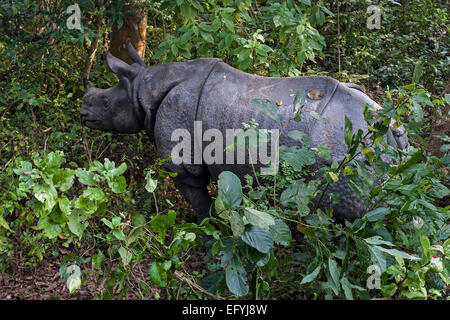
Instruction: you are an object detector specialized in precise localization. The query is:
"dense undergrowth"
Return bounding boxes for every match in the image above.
[0,0,448,299]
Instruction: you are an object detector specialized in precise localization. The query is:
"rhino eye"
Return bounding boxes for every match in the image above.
[102,97,110,110]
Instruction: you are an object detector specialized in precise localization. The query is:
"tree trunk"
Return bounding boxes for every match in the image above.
[428,79,450,157]
[110,7,147,65]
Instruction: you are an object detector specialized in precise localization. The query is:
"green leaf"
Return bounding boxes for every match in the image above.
[145,170,157,193]
[44,223,62,239]
[240,226,274,253]
[82,187,106,202]
[243,207,275,231]
[301,265,321,284]
[252,99,283,122]
[198,22,212,32]
[280,146,315,171]
[67,277,81,294]
[110,163,127,176]
[58,197,71,215]
[327,171,339,183]
[369,246,387,272]
[44,151,65,169]
[0,210,12,232]
[53,168,75,192]
[365,208,389,222]
[225,256,248,297]
[313,144,331,160]
[200,31,214,43]
[76,169,96,186]
[344,116,353,147]
[109,175,126,193]
[112,229,126,241]
[230,210,245,238]
[287,130,311,147]
[376,246,420,261]
[201,271,225,294]
[268,218,291,246]
[118,246,132,266]
[218,171,243,209]
[33,184,58,211]
[101,218,113,229]
[328,257,340,290]
[68,208,88,239]
[382,283,398,297]
[150,262,167,287]
[364,236,394,247]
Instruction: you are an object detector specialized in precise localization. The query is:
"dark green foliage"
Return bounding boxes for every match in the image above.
[0,0,448,300]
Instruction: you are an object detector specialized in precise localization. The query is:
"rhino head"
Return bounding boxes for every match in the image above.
[81,41,146,134]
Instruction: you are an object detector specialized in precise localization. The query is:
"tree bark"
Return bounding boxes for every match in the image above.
[428,79,450,157]
[83,14,104,77]
[110,7,147,65]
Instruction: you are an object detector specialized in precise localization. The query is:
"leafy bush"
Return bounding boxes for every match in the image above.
[198,85,449,299]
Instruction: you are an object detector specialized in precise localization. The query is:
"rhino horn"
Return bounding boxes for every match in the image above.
[125,38,146,67]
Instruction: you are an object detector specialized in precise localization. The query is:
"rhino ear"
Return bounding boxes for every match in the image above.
[125,38,146,67]
[105,52,136,78]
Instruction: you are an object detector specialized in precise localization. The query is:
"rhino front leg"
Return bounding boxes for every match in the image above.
[172,174,213,224]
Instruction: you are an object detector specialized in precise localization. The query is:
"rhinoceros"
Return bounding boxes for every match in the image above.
[81,40,408,223]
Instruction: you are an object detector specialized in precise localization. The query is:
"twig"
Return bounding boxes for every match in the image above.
[173,271,224,300]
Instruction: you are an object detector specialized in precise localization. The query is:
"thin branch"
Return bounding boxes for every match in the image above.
[173,271,224,300]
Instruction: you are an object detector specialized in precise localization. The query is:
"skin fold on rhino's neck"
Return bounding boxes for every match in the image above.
[136,59,221,141]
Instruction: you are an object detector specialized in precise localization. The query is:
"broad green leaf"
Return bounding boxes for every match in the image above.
[110,163,127,177]
[218,171,243,209]
[118,246,132,266]
[201,271,225,294]
[112,229,125,241]
[243,207,275,231]
[376,246,420,261]
[268,218,292,246]
[369,246,387,272]
[150,262,167,287]
[365,208,389,222]
[53,168,75,192]
[225,256,248,297]
[240,226,274,253]
[382,283,398,297]
[68,208,88,239]
[313,144,331,160]
[68,277,81,294]
[230,210,245,237]
[58,197,71,215]
[76,169,96,186]
[109,175,126,193]
[33,184,58,211]
[101,218,113,229]
[364,236,394,247]
[44,223,62,239]
[82,187,106,202]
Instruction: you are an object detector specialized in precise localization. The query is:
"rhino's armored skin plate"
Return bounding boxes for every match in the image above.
[81,40,408,223]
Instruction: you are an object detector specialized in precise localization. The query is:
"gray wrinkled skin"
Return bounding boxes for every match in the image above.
[81,41,408,223]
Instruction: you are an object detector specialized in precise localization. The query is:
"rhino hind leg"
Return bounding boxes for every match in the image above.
[172,173,213,224]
